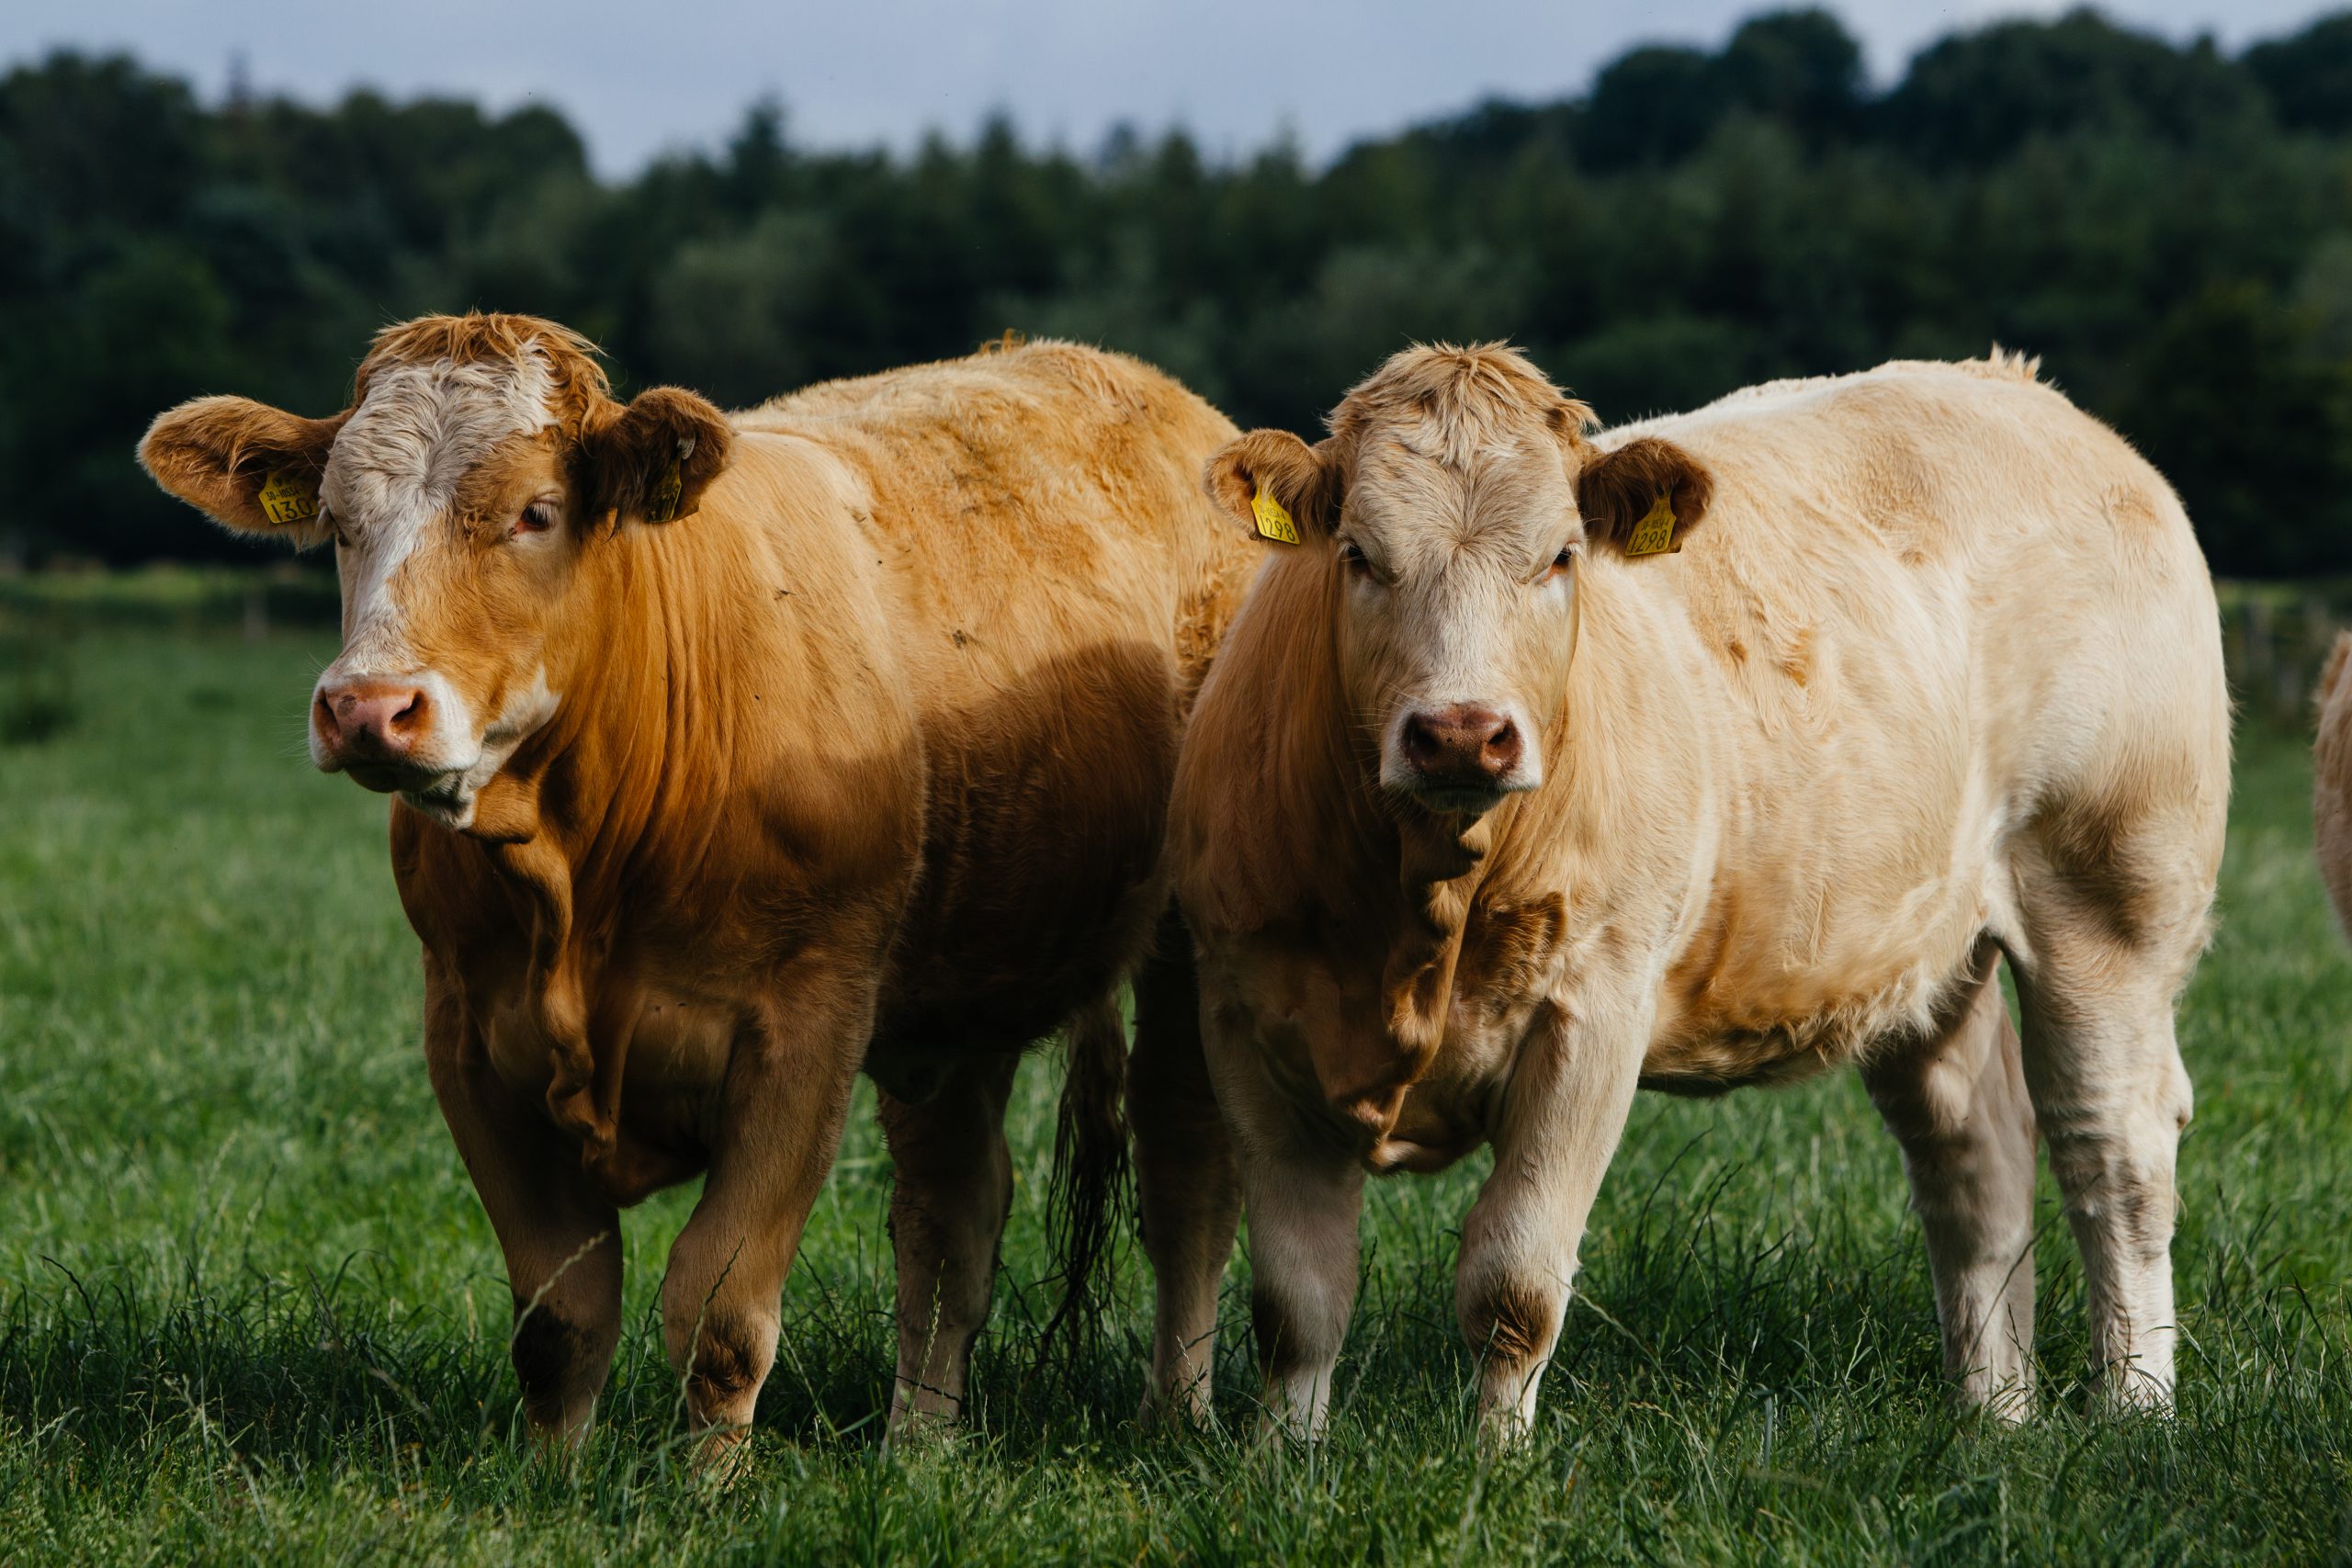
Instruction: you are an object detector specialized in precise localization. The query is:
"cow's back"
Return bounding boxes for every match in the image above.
[1568,357,2230,1080]
[741,344,1257,1052]
[1627,355,2228,824]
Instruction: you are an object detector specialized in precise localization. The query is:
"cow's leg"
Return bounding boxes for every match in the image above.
[1129,936,1239,1428]
[2008,960,2195,1411]
[877,1052,1019,1435]
[1454,999,1645,1442]
[1860,954,2039,1418]
[1238,1128,1364,1443]
[422,962,622,1445]
[2007,812,2210,1415]
[659,966,870,1454]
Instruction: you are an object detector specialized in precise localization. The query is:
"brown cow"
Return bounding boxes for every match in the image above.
[1137,344,2229,1440]
[140,313,1256,1451]
[2320,634,2352,940]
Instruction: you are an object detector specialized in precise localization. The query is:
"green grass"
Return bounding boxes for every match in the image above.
[3,614,2349,1564]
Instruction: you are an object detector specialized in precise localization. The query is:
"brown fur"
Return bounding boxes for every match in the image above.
[139,313,1260,1445]
[137,399,351,543]
[1462,1274,1559,1366]
[508,1303,592,1423]
[578,387,735,525]
[358,314,614,446]
[1204,428,1346,536]
[1571,434,1716,550]
[1041,995,1132,1357]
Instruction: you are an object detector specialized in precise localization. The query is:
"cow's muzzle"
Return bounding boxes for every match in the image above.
[1394,703,1532,813]
[312,676,441,788]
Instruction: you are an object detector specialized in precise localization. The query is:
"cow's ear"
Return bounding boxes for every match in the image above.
[1575,435,1713,557]
[580,387,734,525]
[1204,428,1341,545]
[139,396,349,546]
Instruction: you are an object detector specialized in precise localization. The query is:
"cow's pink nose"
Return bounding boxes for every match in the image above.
[314,680,432,762]
[1400,704,1521,786]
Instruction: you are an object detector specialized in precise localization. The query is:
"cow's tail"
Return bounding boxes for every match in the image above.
[1039,992,1131,1359]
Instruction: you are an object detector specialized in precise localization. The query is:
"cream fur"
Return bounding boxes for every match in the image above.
[1159,346,2233,1441]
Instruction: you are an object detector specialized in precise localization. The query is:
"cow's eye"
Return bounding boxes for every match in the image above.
[1545,547,1574,581]
[513,501,559,536]
[1339,540,1372,574]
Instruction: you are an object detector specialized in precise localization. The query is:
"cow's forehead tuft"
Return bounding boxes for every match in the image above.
[358,312,609,411]
[1331,343,1594,470]
[326,355,559,516]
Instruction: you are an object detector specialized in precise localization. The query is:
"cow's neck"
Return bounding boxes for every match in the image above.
[474,508,778,868]
[450,503,789,1168]
[1232,623,1492,1089]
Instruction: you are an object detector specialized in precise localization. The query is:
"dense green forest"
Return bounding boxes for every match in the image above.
[5,6,2352,575]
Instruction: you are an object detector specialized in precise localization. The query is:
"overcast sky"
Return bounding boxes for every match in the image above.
[6,1,2338,175]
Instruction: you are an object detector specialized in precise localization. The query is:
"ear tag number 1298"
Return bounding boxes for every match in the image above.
[1624,490,1679,557]
[1251,487,1299,545]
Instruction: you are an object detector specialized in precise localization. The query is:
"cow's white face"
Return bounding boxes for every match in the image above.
[139,313,735,833]
[1203,344,1711,823]
[1334,428,1581,815]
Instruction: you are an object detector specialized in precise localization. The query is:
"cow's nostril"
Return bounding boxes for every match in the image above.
[390,692,427,733]
[1484,720,1520,775]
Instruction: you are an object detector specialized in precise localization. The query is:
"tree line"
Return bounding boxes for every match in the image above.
[5,6,2351,576]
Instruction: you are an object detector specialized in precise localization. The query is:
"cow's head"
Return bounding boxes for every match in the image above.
[1205,343,1711,818]
[141,312,732,830]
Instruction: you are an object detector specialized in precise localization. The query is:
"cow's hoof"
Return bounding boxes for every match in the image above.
[688,1425,757,1488]
[881,1404,970,1460]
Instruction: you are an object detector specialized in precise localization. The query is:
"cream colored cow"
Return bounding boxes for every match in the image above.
[1134,344,2230,1439]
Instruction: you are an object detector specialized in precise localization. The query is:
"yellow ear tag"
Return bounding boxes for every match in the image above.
[646,457,684,524]
[256,469,319,525]
[1623,489,1679,558]
[1250,487,1300,545]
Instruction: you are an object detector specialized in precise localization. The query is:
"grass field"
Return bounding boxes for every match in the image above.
[3,609,2349,1564]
